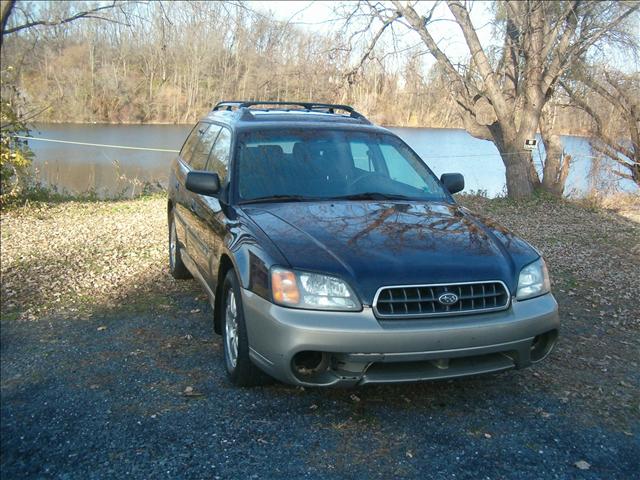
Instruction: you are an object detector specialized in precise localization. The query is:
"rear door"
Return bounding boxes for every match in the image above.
[172,123,203,249]
[189,126,232,284]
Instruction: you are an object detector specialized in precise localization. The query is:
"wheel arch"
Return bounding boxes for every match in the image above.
[214,254,235,334]
[167,199,173,221]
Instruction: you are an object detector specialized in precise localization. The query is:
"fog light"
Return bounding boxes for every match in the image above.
[292,351,330,376]
[530,330,558,362]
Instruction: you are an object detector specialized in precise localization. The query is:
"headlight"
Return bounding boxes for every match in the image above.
[516,257,551,300]
[271,267,361,311]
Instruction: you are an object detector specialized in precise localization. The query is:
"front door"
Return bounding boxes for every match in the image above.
[189,126,232,286]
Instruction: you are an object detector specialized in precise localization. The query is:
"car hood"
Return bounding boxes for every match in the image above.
[241,201,539,304]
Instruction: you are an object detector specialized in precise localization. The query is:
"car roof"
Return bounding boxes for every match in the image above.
[199,101,390,134]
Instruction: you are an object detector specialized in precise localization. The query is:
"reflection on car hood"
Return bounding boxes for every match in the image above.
[242,201,539,304]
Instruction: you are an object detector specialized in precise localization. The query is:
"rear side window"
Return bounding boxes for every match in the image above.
[190,124,221,170]
[179,123,203,164]
[206,127,231,182]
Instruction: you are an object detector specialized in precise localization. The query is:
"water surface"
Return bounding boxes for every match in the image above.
[28,123,634,198]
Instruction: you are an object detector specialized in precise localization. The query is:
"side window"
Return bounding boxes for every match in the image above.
[350,141,374,172]
[190,124,221,170]
[379,144,425,189]
[179,123,202,164]
[206,127,231,183]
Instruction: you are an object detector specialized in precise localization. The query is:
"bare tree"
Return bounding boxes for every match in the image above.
[342,1,639,198]
[562,69,640,187]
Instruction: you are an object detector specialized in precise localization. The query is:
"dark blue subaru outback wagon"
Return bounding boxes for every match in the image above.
[167,101,559,387]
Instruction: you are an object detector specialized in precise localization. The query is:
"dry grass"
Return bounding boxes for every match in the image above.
[583,192,640,223]
[459,194,640,327]
[1,195,189,321]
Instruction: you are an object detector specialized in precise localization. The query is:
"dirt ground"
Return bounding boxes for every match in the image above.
[1,194,639,479]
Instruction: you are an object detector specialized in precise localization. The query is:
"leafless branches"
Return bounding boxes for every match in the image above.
[562,70,640,186]
[1,1,130,40]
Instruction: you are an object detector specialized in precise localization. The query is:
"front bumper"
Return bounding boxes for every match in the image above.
[242,289,559,387]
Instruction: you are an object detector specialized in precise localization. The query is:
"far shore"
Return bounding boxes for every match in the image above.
[30,120,592,139]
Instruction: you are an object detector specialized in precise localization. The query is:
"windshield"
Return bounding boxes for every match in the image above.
[236,129,449,203]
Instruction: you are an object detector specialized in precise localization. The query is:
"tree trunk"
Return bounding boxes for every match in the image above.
[0,1,16,47]
[539,106,570,196]
[489,124,536,199]
[502,150,536,199]
[541,132,570,196]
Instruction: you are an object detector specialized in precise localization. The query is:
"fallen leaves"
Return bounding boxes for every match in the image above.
[182,386,203,397]
[574,460,591,470]
[0,197,190,321]
[461,196,640,330]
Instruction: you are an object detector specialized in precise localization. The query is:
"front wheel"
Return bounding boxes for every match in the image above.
[221,270,270,386]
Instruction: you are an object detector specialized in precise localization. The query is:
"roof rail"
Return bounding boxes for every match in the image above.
[212,100,369,123]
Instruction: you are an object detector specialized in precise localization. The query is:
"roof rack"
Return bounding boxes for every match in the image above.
[212,101,369,123]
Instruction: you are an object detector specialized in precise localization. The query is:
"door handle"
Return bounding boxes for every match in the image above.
[174,180,180,190]
[190,200,197,212]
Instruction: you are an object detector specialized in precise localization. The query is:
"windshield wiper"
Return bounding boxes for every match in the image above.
[329,192,415,201]
[239,194,320,204]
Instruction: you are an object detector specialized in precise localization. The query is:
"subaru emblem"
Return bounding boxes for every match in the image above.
[438,292,459,305]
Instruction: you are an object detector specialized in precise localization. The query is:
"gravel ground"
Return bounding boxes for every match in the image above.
[1,195,639,479]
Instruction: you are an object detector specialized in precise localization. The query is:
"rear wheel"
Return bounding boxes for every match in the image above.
[221,269,270,386]
[168,211,191,279]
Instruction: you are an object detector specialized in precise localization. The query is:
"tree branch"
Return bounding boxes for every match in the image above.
[346,8,401,82]
[446,1,510,122]
[560,79,635,160]
[540,0,580,61]
[542,2,640,92]
[389,1,492,140]
[2,1,125,35]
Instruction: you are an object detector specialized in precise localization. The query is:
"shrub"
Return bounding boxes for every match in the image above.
[1,75,34,206]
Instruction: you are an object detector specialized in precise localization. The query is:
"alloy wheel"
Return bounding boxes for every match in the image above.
[224,289,239,368]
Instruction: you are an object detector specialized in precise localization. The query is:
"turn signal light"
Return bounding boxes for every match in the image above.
[271,268,300,305]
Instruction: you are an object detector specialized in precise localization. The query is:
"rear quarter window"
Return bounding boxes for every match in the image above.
[190,124,221,170]
[179,123,203,164]
[206,127,231,183]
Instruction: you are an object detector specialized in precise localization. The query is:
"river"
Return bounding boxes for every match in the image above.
[26,123,635,198]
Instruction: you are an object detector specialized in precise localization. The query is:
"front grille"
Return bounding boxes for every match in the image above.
[373,281,510,318]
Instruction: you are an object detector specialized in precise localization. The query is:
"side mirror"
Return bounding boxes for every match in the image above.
[440,173,465,195]
[185,171,220,196]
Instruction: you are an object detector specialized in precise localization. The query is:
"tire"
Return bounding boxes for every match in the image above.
[221,269,270,386]
[168,211,192,279]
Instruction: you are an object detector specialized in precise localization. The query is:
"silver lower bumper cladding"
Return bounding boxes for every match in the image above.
[242,289,559,387]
